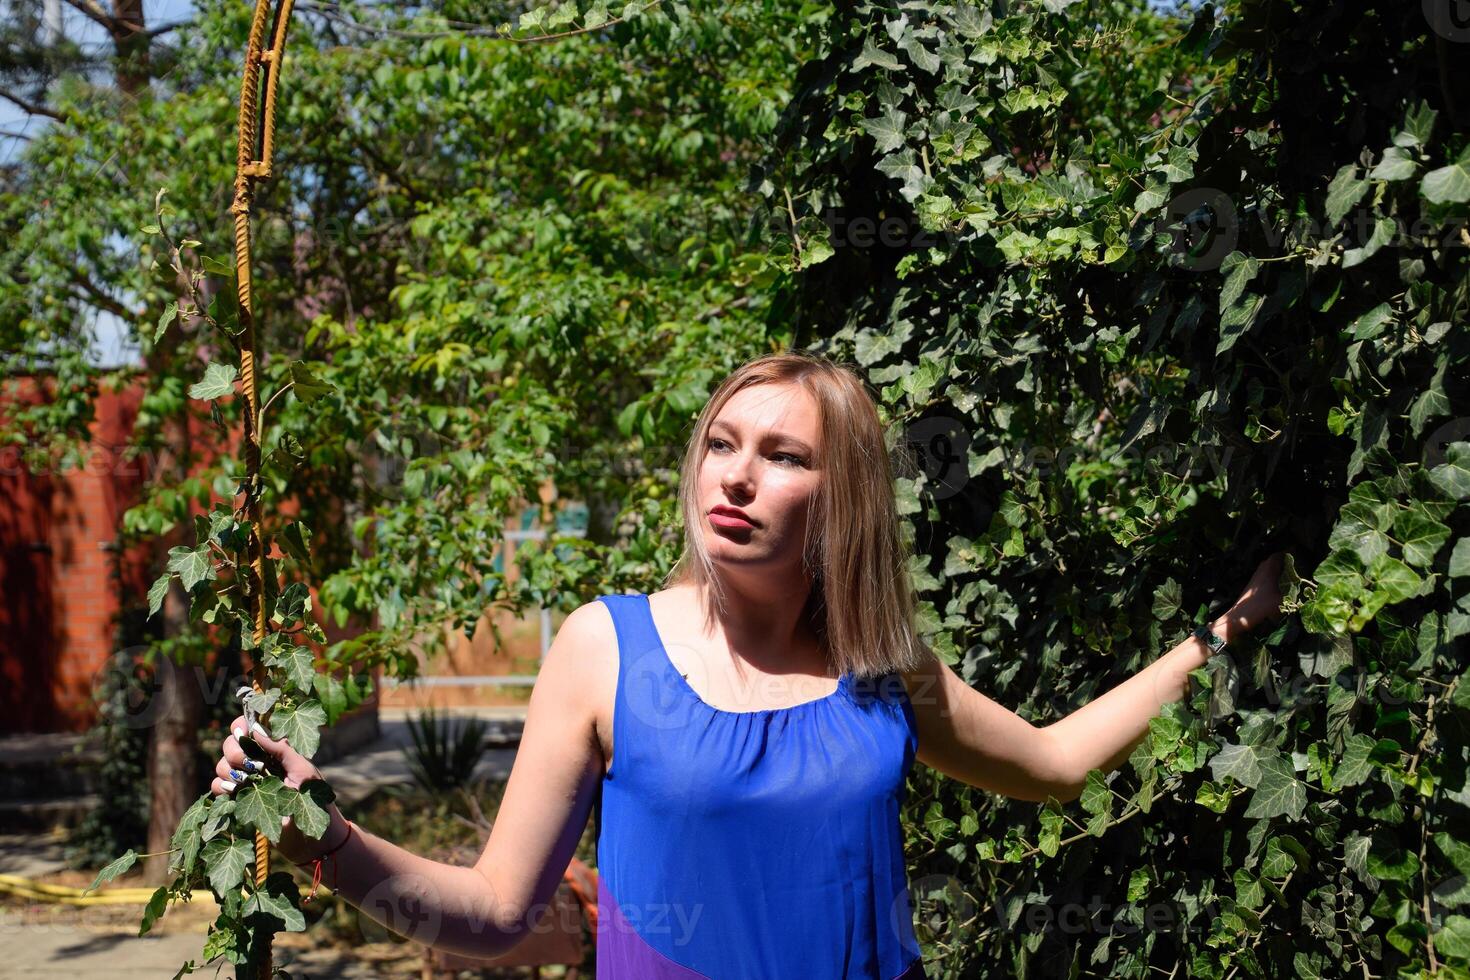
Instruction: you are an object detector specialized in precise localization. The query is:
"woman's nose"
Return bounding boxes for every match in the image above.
[721,450,756,495]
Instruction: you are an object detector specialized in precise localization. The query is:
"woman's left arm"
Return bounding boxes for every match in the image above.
[902,555,1285,804]
[1038,554,1285,796]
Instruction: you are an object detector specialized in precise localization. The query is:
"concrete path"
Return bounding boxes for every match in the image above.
[0,708,532,977]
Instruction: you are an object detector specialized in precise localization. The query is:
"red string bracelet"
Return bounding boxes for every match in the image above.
[295,819,355,903]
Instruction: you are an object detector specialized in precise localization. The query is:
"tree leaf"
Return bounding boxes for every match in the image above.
[1242,753,1306,820]
[203,837,255,896]
[1210,743,1264,789]
[1421,155,1470,204]
[86,849,138,894]
[288,361,335,404]
[1324,164,1368,224]
[166,544,215,592]
[139,885,170,937]
[188,362,239,401]
[270,700,327,758]
[265,642,316,694]
[233,780,288,844]
[243,872,306,933]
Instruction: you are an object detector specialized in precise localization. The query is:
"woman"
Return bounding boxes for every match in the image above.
[212,350,1283,978]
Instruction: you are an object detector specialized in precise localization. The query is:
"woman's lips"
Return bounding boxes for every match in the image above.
[709,511,755,530]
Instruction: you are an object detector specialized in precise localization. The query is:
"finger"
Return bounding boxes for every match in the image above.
[211,776,239,797]
[229,714,291,759]
[221,733,248,768]
[216,757,252,785]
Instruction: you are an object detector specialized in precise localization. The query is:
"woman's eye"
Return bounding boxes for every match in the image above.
[707,438,804,467]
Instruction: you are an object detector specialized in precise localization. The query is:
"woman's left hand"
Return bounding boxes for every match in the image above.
[1230,553,1287,631]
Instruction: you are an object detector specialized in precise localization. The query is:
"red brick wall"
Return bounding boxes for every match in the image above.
[1,370,387,736]
[1,374,154,732]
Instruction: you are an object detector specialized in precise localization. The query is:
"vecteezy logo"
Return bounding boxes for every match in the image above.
[359,416,444,503]
[1424,0,1470,41]
[1153,188,1239,272]
[1423,417,1470,469]
[905,415,972,501]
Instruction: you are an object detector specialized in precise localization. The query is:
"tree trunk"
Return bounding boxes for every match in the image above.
[142,578,202,884]
[110,0,150,97]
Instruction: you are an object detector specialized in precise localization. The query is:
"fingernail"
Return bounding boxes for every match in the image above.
[232,727,244,739]
[229,769,248,783]
[251,721,270,739]
[221,780,237,793]
[243,759,264,773]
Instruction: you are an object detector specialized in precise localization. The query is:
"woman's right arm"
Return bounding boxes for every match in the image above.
[212,599,614,959]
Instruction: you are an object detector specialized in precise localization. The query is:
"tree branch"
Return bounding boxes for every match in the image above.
[60,0,141,33]
[0,87,67,122]
[67,269,142,322]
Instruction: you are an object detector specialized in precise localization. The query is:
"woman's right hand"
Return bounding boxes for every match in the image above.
[213,714,349,865]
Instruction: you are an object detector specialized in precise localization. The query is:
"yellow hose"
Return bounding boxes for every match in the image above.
[0,872,218,908]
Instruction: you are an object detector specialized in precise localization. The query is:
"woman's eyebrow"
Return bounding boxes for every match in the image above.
[709,420,814,455]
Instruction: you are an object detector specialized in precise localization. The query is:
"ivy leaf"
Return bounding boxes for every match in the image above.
[243,687,281,718]
[1333,734,1377,787]
[1038,804,1063,857]
[1366,830,1420,881]
[1393,101,1437,147]
[1434,917,1470,961]
[203,837,255,896]
[139,885,170,937]
[1393,505,1450,568]
[169,795,211,875]
[1218,252,1259,313]
[1342,216,1395,268]
[1344,834,1376,885]
[285,783,333,841]
[188,362,238,401]
[288,361,335,404]
[853,35,903,72]
[271,581,312,627]
[1366,553,1423,606]
[1324,163,1368,225]
[152,301,178,344]
[147,573,171,618]
[1210,743,1264,789]
[1242,753,1306,820]
[166,544,216,592]
[1430,442,1470,500]
[1421,148,1470,204]
[1348,302,1393,340]
[86,849,138,894]
[243,871,306,933]
[201,799,236,842]
[265,642,315,694]
[313,672,349,724]
[1449,539,1470,578]
[233,779,289,844]
[1079,770,1111,817]
[278,521,312,564]
[859,106,909,154]
[270,700,327,758]
[1151,578,1182,620]
[1368,146,1416,181]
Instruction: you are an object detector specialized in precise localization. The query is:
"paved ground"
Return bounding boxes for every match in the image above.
[0,708,533,978]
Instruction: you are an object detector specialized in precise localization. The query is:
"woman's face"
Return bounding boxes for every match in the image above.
[697,382,822,576]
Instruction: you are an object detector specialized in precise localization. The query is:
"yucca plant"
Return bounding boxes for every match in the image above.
[401,708,490,794]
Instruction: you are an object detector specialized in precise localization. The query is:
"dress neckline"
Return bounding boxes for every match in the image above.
[638,592,850,717]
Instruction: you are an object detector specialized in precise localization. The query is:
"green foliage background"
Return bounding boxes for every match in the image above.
[4,0,1469,976]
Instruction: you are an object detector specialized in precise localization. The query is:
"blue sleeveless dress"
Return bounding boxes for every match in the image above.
[592,592,926,979]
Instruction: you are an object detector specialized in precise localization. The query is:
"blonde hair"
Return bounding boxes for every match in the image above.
[663,349,931,680]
